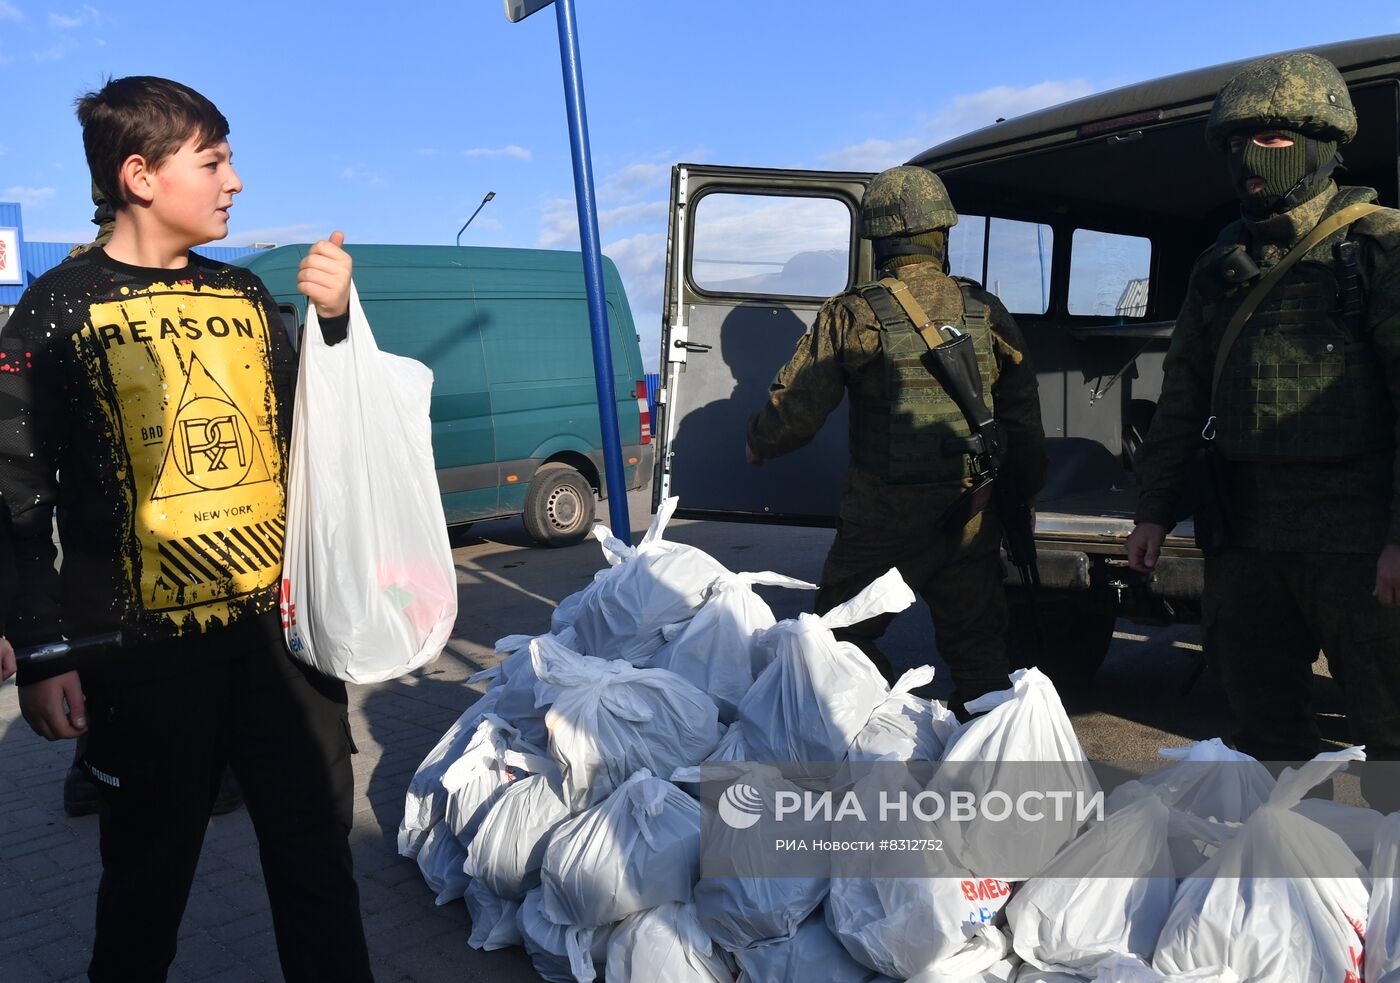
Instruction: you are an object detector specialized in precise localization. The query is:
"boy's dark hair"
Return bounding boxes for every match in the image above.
[75,76,229,208]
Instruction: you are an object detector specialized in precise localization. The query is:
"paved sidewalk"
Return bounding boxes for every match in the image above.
[0,490,679,983]
[0,486,1248,981]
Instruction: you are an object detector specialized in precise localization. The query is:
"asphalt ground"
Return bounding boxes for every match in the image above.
[0,486,1351,981]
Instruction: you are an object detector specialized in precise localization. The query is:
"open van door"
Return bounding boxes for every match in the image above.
[654,164,872,522]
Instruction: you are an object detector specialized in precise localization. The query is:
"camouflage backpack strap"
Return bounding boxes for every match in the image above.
[954,281,989,334]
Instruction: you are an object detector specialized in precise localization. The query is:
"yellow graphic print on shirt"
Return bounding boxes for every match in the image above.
[81,281,285,630]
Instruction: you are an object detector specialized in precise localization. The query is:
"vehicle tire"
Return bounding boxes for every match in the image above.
[1005,584,1116,693]
[522,464,596,547]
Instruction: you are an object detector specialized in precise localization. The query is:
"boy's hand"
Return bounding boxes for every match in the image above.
[19,670,87,740]
[0,637,14,684]
[298,231,353,320]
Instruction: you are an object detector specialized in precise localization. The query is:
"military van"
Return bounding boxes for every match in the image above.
[239,244,653,546]
[654,34,1400,679]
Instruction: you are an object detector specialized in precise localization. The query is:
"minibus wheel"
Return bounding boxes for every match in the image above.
[523,464,596,547]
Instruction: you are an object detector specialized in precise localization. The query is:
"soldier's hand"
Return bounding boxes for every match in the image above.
[298,230,353,319]
[18,670,86,740]
[745,441,763,467]
[1126,522,1167,574]
[0,637,14,684]
[1375,544,1400,606]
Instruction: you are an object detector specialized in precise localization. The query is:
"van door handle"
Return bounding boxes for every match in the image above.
[674,340,713,354]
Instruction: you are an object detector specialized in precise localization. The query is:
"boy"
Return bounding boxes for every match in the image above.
[0,76,374,981]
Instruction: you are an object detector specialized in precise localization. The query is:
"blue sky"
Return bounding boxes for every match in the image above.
[3,1,1399,368]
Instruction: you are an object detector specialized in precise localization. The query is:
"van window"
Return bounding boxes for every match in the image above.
[1069,229,1152,318]
[690,192,852,298]
[948,215,1052,315]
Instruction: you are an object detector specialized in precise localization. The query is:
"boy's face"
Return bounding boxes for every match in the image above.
[145,136,242,247]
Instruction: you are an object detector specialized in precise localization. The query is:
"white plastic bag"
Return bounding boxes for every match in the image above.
[1291,798,1384,868]
[414,821,471,905]
[734,911,897,983]
[936,667,1101,880]
[517,887,615,983]
[464,773,571,900]
[651,570,816,722]
[825,874,1012,979]
[464,878,523,951]
[398,689,500,859]
[468,629,577,750]
[848,665,958,762]
[1153,748,1369,983]
[439,714,555,849]
[1106,739,1274,824]
[1368,812,1400,983]
[682,763,829,951]
[1005,794,1175,974]
[541,771,702,970]
[283,283,457,682]
[740,568,913,763]
[533,639,720,812]
[605,902,733,983]
[569,498,731,664]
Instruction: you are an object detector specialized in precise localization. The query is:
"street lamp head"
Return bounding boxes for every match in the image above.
[456,192,499,246]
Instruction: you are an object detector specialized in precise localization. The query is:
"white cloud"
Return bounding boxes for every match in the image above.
[820,136,927,172]
[31,43,65,62]
[415,147,438,157]
[538,197,578,249]
[225,222,326,247]
[3,185,56,208]
[340,164,384,186]
[600,161,668,204]
[0,1,22,22]
[462,145,532,161]
[604,231,667,368]
[48,4,100,29]
[932,79,1094,133]
[601,200,666,230]
[822,78,1096,171]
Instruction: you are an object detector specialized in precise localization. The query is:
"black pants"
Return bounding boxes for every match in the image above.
[1204,548,1400,810]
[814,507,1010,702]
[80,614,373,983]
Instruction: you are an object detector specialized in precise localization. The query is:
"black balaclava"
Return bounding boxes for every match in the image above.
[1227,128,1340,219]
[874,230,947,273]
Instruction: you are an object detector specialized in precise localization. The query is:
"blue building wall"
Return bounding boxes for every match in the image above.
[0,200,268,305]
[0,202,28,306]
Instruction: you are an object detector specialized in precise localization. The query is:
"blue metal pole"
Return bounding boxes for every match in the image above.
[554,0,631,544]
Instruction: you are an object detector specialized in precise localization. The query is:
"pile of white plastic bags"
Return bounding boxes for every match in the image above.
[398,497,1398,983]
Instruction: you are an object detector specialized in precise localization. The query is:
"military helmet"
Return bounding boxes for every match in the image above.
[859,165,957,238]
[1205,51,1356,149]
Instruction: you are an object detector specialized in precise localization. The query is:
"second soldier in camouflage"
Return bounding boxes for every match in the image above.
[747,165,1047,706]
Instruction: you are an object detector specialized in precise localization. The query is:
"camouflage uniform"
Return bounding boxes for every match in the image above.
[748,170,1046,699]
[67,181,115,259]
[1135,53,1400,774]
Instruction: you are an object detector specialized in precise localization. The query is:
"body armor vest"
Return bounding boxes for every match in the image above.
[848,277,998,484]
[1209,189,1393,462]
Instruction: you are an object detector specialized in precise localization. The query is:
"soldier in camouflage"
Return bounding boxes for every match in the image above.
[67,181,116,259]
[1128,52,1400,787]
[747,165,1047,704]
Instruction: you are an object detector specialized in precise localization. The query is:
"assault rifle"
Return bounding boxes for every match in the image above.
[923,327,1040,593]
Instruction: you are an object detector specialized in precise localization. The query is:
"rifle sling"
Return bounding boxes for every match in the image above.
[1210,201,1380,409]
[877,277,948,351]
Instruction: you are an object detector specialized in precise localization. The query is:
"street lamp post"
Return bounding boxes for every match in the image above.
[455,191,497,246]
